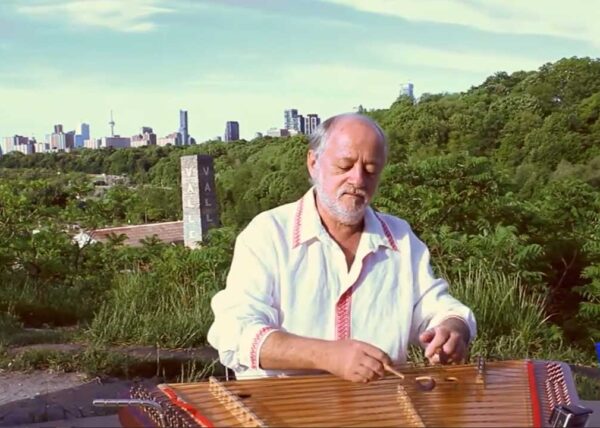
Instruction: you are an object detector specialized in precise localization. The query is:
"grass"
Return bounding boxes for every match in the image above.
[0,311,22,346]
[0,279,104,327]
[4,327,80,347]
[86,271,219,348]
[0,345,223,381]
[2,246,597,393]
[84,239,232,348]
[575,374,600,400]
[443,264,565,360]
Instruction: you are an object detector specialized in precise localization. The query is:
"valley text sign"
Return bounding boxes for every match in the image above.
[180,155,220,248]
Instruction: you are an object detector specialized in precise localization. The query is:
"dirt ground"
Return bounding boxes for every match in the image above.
[0,370,137,427]
[0,343,217,426]
[0,371,87,406]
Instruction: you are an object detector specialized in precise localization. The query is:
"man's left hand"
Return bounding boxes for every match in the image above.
[418,318,470,365]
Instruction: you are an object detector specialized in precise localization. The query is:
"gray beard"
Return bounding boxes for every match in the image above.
[314,177,367,226]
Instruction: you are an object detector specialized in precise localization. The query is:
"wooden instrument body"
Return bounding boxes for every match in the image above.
[119,359,587,427]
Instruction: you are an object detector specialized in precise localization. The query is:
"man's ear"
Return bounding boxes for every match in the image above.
[307,150,318,180]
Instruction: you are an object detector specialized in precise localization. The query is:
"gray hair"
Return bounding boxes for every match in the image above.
[308,113,388,159]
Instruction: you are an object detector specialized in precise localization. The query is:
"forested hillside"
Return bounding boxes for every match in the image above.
[1,57,599,366]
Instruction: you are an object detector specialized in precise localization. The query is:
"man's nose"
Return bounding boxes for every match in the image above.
[348,164,366,186]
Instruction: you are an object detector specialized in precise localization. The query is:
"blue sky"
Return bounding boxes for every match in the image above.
[0,0,598,142]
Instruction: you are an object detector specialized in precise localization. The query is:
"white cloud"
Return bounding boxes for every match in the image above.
[16,0,173,32]
[376,42,550,75]
[321,0,600,48]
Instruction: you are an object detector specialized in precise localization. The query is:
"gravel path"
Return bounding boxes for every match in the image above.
[0,371,87,406]
[0,371,137,427]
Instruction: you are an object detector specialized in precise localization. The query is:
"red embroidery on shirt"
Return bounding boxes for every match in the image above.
[335,286,354,340]
[374,212,398,251]
[250,326,275,369]
[292,197,304,248]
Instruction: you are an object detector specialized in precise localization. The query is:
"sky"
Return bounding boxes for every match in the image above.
[0,0,599,142]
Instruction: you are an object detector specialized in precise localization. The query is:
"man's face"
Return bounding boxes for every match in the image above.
[308,118,386,225]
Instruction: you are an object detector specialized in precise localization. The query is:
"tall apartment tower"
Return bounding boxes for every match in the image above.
[303,114,321,135]
[75,123,90,148]
[400,82,414,99]
[284,109,298,130]
[293,115,305,134]
[224,121,240,142]
[179,110,189,146]
[284,108,308,134]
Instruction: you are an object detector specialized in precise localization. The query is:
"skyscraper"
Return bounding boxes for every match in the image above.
[293,115,305,134]
[400,82,414,99]
[224,121,240,142]
[303,114,321,135]
[284,109,298,130]
[75,123,90,148]
[179,110,189,146]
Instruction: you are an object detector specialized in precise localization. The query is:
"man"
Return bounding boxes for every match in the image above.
[208,113,476,382]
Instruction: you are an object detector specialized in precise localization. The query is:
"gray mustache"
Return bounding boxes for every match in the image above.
[337,187,367,198]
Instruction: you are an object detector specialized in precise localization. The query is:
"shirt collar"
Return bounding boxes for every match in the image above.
[291,187,398,252]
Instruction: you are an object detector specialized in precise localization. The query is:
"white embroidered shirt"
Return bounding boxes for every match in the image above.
[207,188,476,378]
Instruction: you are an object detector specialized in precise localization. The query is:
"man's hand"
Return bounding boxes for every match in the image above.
[323,339,392,383]
[419,318,470,365]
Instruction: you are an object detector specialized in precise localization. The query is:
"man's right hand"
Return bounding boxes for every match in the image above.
[323,339,391,383]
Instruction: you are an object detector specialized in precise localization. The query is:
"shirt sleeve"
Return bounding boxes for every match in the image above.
[207,216,280,372]
[407,229,477,346]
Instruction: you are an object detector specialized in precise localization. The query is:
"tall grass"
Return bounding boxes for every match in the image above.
[87,272,217,347]
[0,278,102,326]
[444,263,594,363]
[86,235,234,348]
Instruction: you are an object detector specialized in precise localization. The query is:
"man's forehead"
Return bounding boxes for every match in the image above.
[329,116,378,135]
[324,125,384,155]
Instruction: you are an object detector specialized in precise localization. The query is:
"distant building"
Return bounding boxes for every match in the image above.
[158,132,180,146]
[84,138,101,149]
[1,135,32,155]
[47,124,75,152]
[266,127,290,137]
[179,110,189,146]
[35,140,49,153]
[303,114,321,135]
[131,127,157,148]
[65,131,76,151]
[74,123,90,148]
[1,136,14,154]
[49,133,61,151]
[224,121,240,142]
[284,109,307,134]
[100,136,130,149]
[284,109,298,130]
[293,115,305,133]
[400,82,414,99]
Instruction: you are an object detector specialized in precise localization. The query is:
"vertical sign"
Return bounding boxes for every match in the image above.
[181,155,220,248]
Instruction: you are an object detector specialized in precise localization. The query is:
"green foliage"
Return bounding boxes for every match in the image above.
[86,228,235,347]
[1,57,600,364]
[447,265,558,359]
[0,312,21,346]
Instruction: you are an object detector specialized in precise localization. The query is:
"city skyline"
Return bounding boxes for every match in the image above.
[0,0,598,141]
